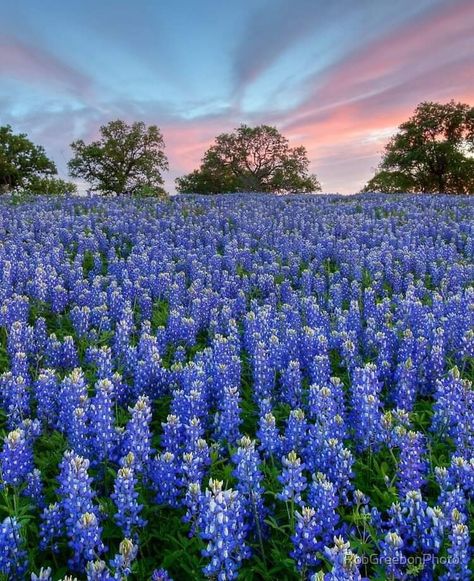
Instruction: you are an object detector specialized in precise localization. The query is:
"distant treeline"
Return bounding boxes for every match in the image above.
[1,101,472,196]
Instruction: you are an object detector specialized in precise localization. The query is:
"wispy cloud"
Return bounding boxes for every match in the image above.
[0,36,94,99]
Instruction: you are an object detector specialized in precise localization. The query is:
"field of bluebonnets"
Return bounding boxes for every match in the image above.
[0,192,473,581]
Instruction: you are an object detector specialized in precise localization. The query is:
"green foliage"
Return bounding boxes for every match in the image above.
[176,166,239,195]
[0,125,57,193]
[26,176,77,195]
[362,170,417,194]
[363,101,474,194]
[68,120,169,195]
[176,124,321,194]
[134,184,168,198]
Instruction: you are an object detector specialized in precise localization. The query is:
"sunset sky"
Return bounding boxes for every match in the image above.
[1,0,473,193]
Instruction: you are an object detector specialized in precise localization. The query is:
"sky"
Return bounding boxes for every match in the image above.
[1,0,473,194]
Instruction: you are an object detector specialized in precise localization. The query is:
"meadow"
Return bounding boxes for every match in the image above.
[0,193,472,580]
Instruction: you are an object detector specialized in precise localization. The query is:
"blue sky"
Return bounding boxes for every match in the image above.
[1,0,473,192]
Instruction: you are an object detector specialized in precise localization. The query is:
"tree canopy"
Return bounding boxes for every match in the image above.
[362,101,474,194]
[68,120,169,195]
[0,125,60,193]
[26,176,77,196]
[176,124,321,194]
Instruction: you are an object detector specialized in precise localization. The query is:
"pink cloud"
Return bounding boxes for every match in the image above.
[287,0,473,125]
[270,0,474,191]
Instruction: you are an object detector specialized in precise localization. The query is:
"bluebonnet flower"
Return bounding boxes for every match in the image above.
[20,417,42,440]
[61,336,79,369]
[323,536,361,580]
[280,360,302,408]
[0,428,34,487]
[70,511,105,570]
[1,187,473,579]
[57,368,88,434]
[441,513,471,581]
[121,395,153,473]
[375,330,396,385]
[181,443,209,490]
[176,381,209,426]
[7,321,30,356]
[435,465,467,520]
[307,472,339,543]
[31,567,53,581]
[379,408,410,448]
[459,328,473,362]
[396,428,427,495]
[307,378,345,434]
[45,333,63,369]
[309,354,331,387]
[448,456,474,496]
[300,326,326,372]
[277,451,307,506]
[427,327,445,388]
[111,459,146,539]
[34,316,48,353]
[340,335,359,376]
[39,502,64,553]
[151,568,174,580]
[109,538,138,578]
[34,369,59,428]
[87,345,113,379]
[57,451,99,566]
[198,479,250,580]
[257,411,281,458]
[283,408,308,455]
[1,294,29,327]
[214,384,242,445]
[160,414,183,456]
[349,363,383,451]
[51,283,68,313]
[11,351,29,380]
[291,506,321,573]
[70,305,91,338]
[423,506,445,555]
[151,452,180,507]
[232,436,266,535]
[0,516,28,579]
[113,313,134,358]
[89,379,117,462]
[379,532,404,579]
[251,340,275,403]
[111,371,129,406]
[183,481,202,536]
[432,367,473,456]
[85,559,114,581]
[68,404,90,457]
[22,468,45,509]
[308,438,353,501]
[0,373,30,428]
[183,416,205,451]
[393,357,418,411]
